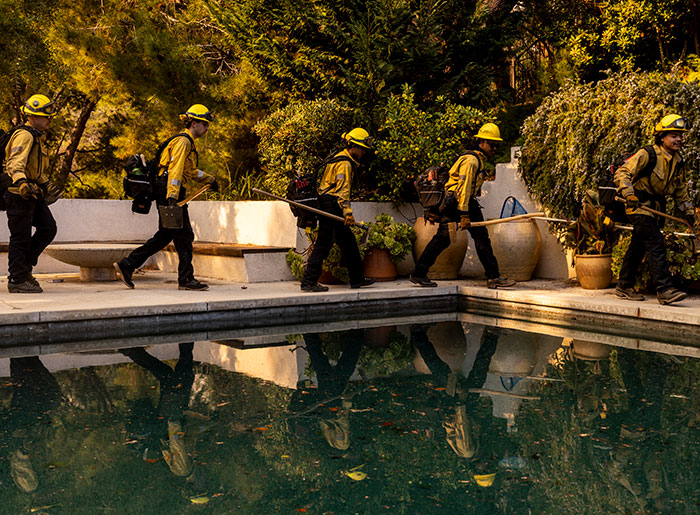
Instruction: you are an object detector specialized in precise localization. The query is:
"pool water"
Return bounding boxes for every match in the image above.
[1,320,699,514]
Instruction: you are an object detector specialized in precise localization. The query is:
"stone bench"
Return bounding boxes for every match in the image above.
[154,241,294,283]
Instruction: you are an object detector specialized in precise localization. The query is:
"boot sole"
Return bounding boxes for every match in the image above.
[658,293,687,305]
[409,277,437,287]
[178,285,209,291]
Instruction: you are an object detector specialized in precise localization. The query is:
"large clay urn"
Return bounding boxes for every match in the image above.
[488,330,539,378]
[488,219,541,281]
[413,321,467,373]
[575,254,613,289]
[571,339,611,361]
[413,217,468,279]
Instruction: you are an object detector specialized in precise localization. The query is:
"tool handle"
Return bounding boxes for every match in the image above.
[615,196,692,230]
[469,212,545,228]
[177,184,211,207]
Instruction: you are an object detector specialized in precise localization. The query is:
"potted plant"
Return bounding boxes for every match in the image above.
[360,214,416,281]
[562,190,620,289]
[286,225,366,284]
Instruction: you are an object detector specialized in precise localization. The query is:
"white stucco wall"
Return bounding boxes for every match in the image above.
[0,148,569,279]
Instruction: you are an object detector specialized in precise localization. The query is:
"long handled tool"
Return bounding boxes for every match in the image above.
[469,212,545,228]
[531,216,696,238]
[178,183,211,207]
[615,196,694,233]
[252,188,370,230]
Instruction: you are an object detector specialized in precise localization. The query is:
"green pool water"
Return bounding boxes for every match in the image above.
[1,320,699,514]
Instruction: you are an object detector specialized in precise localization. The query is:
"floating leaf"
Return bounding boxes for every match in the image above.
[190,496,209,504]
[346,471,367,481]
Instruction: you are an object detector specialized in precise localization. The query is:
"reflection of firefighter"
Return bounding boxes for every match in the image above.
[120,343,196,478]
[600,349,672,510]
[4,356,62,493]
[290,331,363,450]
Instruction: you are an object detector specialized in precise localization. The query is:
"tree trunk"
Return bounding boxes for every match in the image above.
[57,98,98,189]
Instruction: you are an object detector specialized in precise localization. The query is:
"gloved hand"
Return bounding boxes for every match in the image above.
[459,214,471,230]
[166,197,178,206]
[625,194,639,210]
[42,181,62,205]
[344,214,356,226]
[17,180,42,200]
[686,214,696,229]
[208,179,219,193]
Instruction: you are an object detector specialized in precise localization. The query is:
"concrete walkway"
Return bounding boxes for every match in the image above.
[0,271,698,356]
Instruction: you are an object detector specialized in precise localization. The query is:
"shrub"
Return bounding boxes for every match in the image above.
[360,213,415,263]
[520,71,700,220]
[374,85,489,201]
[254,99,355,196]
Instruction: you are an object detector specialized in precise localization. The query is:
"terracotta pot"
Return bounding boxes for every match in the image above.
[571,339,611,361]
[488,220,541,281]
[575,254,612,289]
[364,325,396,348]
[488,331,539,378]
[319,269,343,285]
[363,247,397,281]
[412,217,469,279]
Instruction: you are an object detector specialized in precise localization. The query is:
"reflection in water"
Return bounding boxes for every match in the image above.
[0,322,699,513]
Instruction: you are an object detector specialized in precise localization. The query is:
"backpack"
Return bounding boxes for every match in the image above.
[597,145,656,223]
[123,133,196,214]
[414,151,479,220]
[286,153,352,228]
[0,126,41,211]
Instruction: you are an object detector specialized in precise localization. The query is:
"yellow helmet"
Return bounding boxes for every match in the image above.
[475,123,503,142]
[343,127,374,149]
[473,473,496,488]
[654,114,689,134]
[21,94,57,117]
[180,104,214,123]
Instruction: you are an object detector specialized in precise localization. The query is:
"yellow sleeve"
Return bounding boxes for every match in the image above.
[4,130,35,183]
[333,160,353,216]
[450,155,479,211]
[614,149,649,198]
[165,137,192,199]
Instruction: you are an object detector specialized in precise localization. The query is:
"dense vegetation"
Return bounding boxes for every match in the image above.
[2,0,700,201]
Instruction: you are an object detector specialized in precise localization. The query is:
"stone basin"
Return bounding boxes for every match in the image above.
[44,243,139,281]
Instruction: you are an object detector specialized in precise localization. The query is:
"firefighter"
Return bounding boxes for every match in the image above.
[300,128,376,292]
[614,114,694,305]
[3,94,59,293]
[115,104,218,291]
[410,123,516,289]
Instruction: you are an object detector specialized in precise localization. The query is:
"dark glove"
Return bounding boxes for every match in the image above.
[166,197,178,206]
[686,214,696,229]
[344,214,356,226]
[625,194,639,210]
[17,180,42,200]
[42,181,62,205]
[208,179,219,193]
[459,214,471,230]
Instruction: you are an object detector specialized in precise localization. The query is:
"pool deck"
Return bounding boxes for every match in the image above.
[0,271,698,355]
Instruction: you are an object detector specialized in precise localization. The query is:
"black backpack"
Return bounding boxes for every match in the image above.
[286,153,352,228]
[597,145,656,222]
[0,125,41,211]
[414,151,479,219]
[123,133,196,214]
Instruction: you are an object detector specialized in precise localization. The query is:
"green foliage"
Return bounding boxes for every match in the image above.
[254,99,355,196]
[562,191,620,255]
[520,71,700,220]
[374,85,489,201]
[360,213,415,263]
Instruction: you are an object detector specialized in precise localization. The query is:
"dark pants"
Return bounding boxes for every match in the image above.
[301,195,364,286]
[122,202,194,285]
[618,214,673,293]
[4,192,57,283]
[413,197,500,279]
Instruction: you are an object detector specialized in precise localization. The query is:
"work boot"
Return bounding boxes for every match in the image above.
[350,278,376,289]
[301,282,329,293]
[178,279,209,291]
[486,276,516,289]
[410,274,437,287]
[27,276,40,287]
[8,280,43,293]
[657,288,687,305]
[615,285,645,301]
[114,260,134,289]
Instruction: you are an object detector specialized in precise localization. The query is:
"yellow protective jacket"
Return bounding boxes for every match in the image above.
[317,149,359,216]
[614,144,693,218]
[159,129,213,200]
[444,150,486,212]
[3,127,49,195]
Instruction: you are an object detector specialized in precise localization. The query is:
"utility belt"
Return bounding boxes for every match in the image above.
[632,188,666,212]
[318,194,344,217]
